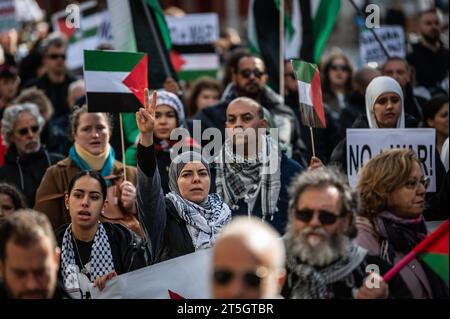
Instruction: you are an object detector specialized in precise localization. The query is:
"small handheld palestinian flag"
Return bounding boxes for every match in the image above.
[291,60,326,128]
[384,219,449,285]
[83,50,148,113]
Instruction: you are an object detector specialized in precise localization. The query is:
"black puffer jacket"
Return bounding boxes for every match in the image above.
[136,144,194,264]
[0,145,64,207]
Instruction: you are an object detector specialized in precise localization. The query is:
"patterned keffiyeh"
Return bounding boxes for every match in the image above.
[285,242,367,299]
[215,134,281,220]
[166,192,232,249]
[61,223,115,298]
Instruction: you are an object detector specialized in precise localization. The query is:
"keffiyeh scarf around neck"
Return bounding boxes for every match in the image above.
[215,135,281,220]
[166,192,231,249]
[61,223,115,298]
[285,242,367,299]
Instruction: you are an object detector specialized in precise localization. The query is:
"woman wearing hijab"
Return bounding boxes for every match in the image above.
[35,105,144,238]
[124,90,198,194]
[135,92,231,264]
[56,170,148,299]
[330,76,416,173]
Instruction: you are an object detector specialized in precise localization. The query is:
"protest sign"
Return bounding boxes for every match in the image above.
[360,26,405,66]
[346,129,436,192]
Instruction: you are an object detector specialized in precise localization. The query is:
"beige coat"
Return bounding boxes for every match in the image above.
[34,157,143,237]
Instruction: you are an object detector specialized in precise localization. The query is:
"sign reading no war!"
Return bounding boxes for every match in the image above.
[346,129,436,192]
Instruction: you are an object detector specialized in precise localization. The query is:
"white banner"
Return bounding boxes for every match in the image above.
[91,249,212,299]
[166,13,219,45]
[346,129,436,192]
[360,26,406,66]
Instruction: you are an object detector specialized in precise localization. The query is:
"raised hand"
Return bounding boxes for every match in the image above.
[119,181,137,214]
[136,89,157,147]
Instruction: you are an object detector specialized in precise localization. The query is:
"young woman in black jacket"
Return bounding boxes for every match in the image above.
[55,170,148,299]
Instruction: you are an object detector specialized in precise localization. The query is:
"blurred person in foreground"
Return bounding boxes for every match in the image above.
[212,216,286,299]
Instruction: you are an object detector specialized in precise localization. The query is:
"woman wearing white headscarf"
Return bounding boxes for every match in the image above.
[330,76,414,173]
[135,92,231,264]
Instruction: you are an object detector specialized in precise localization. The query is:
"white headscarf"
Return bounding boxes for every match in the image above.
[365,76,405,129]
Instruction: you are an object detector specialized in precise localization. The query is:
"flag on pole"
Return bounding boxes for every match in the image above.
[83,50,148,113]
[311,0,340,63]
[107,0,176,89]
[384,219,449,285]
[291,59,326,128]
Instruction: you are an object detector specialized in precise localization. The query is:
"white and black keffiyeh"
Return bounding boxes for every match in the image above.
[285,242,367,299]
[215,134,281,220]
[61,223,115,297]
[166,192,231,249]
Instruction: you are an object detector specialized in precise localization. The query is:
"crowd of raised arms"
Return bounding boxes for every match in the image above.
[0,4,448,299]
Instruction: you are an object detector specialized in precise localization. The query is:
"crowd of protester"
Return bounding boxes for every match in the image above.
[0,5,448,299]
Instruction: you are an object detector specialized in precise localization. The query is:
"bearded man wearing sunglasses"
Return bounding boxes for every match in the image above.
[0,103,63,207]
[282,167,411,299]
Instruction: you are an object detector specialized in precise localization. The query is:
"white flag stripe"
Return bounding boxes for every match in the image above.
[84,71,131,93]
[297,80,313,105]
[181,53,219,71]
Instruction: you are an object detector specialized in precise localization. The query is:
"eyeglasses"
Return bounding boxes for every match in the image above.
[404,177,430,190]
[47,53,66,60]
[239,68,265,79]
[294,208,341,225]
[213,267,268,288]
[17,125,39,136]
[330,64,350,72]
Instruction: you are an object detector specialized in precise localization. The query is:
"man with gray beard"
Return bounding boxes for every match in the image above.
[0,103,63,206]
[282,167,411,299]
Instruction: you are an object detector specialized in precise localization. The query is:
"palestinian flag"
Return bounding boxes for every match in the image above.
[384,219,449,286]
[166,13,220,82]
[311,0,340,63]
[107,0,177,89]
[83,50,148,113]
[247,0,340,91]
[291,60,326,128]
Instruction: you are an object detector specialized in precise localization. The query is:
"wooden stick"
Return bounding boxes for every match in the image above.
[119,113,127,181]
[309,126,316,158]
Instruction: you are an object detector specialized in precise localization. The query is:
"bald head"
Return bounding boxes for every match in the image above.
[353,67,381,95]
[212,217,286,299]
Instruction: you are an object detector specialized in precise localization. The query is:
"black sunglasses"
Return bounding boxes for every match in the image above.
[239,68,265,79]
[330,64,350,72]
[294,208,341,225]
[47,53,66,60]
[213,267,267,288]
[17,125,39,136]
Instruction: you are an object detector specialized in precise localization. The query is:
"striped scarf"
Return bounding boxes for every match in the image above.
[215,135,281,220]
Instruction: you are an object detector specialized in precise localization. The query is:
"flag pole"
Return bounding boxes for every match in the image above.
[140,0,171,78]
[309,126,316,158]
[119,113,128,182]
[279,0,285,99]
[348,0,391,59]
